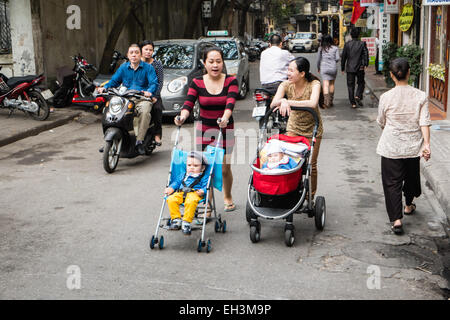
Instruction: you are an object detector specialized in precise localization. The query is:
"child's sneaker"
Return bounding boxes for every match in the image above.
[182,221,191,235]
[168,218,181,230]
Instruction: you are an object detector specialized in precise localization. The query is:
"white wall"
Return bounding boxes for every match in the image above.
[10,0,36,76]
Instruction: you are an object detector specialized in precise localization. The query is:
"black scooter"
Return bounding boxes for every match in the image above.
[98,88,156,173]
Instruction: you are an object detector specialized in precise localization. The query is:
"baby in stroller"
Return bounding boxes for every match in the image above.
[262,140,297,171]
[164,151,209,235]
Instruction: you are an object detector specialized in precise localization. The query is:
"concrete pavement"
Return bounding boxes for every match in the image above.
[365,67,450,229]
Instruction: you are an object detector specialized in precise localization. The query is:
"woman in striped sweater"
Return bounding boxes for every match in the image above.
[175,46,238,213]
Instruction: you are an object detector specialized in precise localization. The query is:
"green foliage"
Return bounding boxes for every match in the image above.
[381,43,424,87]
[269,0,294,26]
[382,42,399,88]
[396,44,424,85]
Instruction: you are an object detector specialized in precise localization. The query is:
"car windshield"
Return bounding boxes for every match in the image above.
[153,44,194,69]
[211,41,238,60]
[295,33,313,39]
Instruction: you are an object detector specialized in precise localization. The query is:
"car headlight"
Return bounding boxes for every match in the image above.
[227,66,239,76]
[168,76,188,93]
[109,96,124,115]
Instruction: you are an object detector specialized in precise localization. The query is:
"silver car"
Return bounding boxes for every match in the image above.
[198,36,250,99]
[153,39,219,121]
[288,32,319,53]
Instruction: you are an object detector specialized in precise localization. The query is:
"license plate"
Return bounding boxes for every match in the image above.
[252,106,266,118]
[41,89,53,100]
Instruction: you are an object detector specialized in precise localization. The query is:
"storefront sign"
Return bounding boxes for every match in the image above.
[362,37,377,65]
[384,0,399,14]
[361,0,380,7]
[424,0,450,5]
[399,3,414,32]
[202,1,212,18]
[379,3,391,71]
[366,6,379,29]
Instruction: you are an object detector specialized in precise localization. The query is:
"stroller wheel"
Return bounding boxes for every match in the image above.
[206,239,212,253]
[222,220,227,233]
[284,229,295,247]
[214,220,220,232]
[159,236,164,249]
[245,201,252,223]
[250,225,261,243]
[150,235,156,250]
[197,239,203,252]
[314,196,326,231]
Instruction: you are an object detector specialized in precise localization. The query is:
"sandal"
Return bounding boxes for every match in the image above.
[194,211,212,225]
[224,202,236,212]
[404,203,416,215]
[391,224,404,235]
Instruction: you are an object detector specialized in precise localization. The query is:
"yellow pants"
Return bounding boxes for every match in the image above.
[167,191,202,223]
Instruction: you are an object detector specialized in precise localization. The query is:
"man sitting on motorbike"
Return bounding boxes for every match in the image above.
[98,43,158,155]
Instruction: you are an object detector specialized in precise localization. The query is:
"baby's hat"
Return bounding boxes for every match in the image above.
[267,140,283,155]
[188,151,207,165]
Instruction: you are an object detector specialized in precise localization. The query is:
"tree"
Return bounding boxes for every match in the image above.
[183,0,203,38]
[208,0,228,30]
[236,0,254,37]
[98,0,146,74]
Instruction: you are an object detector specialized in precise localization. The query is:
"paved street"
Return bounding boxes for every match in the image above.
[0,53,449,300]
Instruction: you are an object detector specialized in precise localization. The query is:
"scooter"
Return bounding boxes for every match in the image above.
[252,88,287,131]
[52,54,106,112]
[0,67,50,121]
[98,87,156,173]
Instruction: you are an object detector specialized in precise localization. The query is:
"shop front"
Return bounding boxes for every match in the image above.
[424,0,450,114]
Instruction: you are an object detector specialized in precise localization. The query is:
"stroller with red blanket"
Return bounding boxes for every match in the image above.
[246,107,326,246]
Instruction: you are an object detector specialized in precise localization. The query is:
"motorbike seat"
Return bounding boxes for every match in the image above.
[7,75,39,88]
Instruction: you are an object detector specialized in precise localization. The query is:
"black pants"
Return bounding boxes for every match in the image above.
[346,70,365,105]
[381,157,422,222]
[151,98,163,137]
[375,50,382,74]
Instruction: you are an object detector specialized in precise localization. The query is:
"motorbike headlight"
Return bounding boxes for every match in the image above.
[109,97,124,115]
[168,76,188,93]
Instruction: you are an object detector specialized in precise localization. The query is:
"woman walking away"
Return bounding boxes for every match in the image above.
[317,34,340,108]
[377,58,431,235]
[175,46,238,214]
[271,57,323,202]
[141,40,164,146]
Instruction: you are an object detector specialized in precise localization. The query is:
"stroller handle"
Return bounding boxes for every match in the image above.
[263,106,320,136]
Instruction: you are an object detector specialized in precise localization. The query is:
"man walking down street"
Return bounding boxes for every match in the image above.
[341,28,369,109]
[98,44,158,155]
[259,34,295,95]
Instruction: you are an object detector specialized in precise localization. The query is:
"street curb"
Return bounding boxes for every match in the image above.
[0,112,82,148]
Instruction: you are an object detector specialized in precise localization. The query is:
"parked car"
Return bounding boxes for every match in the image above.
[288,32,319,53]
[198,35,250,99]
[153,39,219,121]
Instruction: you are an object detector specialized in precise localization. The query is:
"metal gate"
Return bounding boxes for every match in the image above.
[0,0,11,54]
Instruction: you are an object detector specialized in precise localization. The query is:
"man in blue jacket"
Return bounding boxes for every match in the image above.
[98,43,158,154]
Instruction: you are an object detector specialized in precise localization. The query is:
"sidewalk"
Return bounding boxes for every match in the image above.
[0,107,84,148]
[365,66,450,225]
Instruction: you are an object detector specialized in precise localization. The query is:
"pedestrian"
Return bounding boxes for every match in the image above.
[175,46,238,214]
[374,29,382,75]
[140,40,164,146]
[317,34,340,108]
[270,57,323,202]
[376,58,431,235]
[259,34,295,95]
[341,27,369,109]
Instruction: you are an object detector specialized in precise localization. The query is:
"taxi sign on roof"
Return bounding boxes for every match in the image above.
[207,30,229,36]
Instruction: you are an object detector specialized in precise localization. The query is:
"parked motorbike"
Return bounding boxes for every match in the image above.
[52,54,105,112]
[98,87,156,173]
[0,67,50,121]
[93,50,128,88]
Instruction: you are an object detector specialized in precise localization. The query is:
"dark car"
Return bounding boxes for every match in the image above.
[153,39,220,121]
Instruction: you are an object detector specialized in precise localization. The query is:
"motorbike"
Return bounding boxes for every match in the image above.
[0,67,51,121]
[252,88,287,148]
[98,87,156,173]
[52,54,106,112]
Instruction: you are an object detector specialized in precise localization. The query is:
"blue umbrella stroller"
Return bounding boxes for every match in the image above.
[150,126,226,253]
